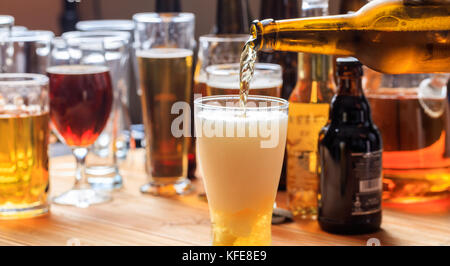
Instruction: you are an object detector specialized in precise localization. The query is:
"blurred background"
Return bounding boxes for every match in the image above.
[1,0,341,38]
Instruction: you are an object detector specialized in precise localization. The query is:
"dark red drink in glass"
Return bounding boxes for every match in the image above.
[47,65,113,147]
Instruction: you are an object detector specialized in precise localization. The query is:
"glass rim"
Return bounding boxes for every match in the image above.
[0,15,14,26]
[76,19,135,31]
[133,12,195,24]
[4,30,54,42]
[0,73,48,87]
[194,95,289,111]
[62,31,130,44]
[206,63,282,76]
[199,34,250,43]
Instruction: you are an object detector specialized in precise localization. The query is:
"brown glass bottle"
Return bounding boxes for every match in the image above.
[155,0,181,12]
[248,0,450,74]
[212,0,252,34]
[318,57,382,234]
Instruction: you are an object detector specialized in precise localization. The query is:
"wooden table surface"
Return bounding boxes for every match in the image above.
[0,149,449,246]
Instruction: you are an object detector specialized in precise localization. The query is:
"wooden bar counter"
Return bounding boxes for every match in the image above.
[0,149,448,246]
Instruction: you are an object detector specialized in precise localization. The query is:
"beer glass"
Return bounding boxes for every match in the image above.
[60,31,132,190]
[206,63,283,97]
[365,73,450,204]
[195,95,288,246]
[47,37,113,207]
[194,34,249,96]
[133,12,195,196]
[0,30,54,74]
[0,73,50,219]
[75,20,141,125]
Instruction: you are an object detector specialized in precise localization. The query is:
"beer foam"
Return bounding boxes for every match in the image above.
[207,78,283,90]
[136,48,193,59]
[47,65,109,75]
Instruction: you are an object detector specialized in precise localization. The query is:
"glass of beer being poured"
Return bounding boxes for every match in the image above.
[47,37,113,207]
[195,95,288,245]
[133,12,195,196]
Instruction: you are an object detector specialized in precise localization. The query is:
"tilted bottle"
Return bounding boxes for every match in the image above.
[318,57,382,234]
[247,0,450,74]
[287,0,335,219]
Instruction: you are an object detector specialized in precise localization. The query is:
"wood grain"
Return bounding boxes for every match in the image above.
[0,149,448,246]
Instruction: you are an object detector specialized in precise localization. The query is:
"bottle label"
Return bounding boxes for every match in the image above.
[351,150,383,216]
[287,103,329,152]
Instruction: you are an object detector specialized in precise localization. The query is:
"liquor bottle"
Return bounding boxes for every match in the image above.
[287,0,335,218]
[246,0,450,74]
[258,0,300,191]
[60,0,79,33]
[156,0,181,12]
[212,0,252,34]
[318,57,382,234]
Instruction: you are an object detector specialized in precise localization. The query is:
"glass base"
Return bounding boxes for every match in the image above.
[52,188,112,208]
[86,166,123,190]
[0,204,49,220]
[140,178,193,196]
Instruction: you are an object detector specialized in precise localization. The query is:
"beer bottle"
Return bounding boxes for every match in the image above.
[212,0,252,34]
[60,0,79,33]
[318,57,382,234]
[287,0,335,218]
[247,0,450,74]
[155,0,181,12]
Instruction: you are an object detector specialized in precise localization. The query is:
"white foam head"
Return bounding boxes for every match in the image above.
[136,48,193,59]
[47,65,109,75]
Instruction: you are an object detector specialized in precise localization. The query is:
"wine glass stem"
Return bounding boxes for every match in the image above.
[72,147,89,189]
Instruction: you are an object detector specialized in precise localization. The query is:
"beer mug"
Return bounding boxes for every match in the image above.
[133,12,195,196]
[365,72,450,204]
[0,30,54,74]
[58,31,132,190]
[0,73,50,219]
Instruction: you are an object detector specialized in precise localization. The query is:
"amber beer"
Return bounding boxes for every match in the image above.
[137,48,193,189]
[207,79,281,97]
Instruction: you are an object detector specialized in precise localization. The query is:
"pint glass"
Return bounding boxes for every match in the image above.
[0,73,50,219]
[133,13,195,196]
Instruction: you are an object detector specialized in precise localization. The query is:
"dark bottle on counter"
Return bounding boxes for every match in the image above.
[318,57,382,234]
[212,0,252,34]
[156,0,181,12]
[259,0,301,191]
[60,0,79,33]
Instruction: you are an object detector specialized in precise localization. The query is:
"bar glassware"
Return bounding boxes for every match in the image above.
[0,73,50,219]
[133,12,195,196]
[195,95,288,246]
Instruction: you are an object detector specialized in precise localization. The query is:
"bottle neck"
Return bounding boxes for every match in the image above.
[156,0,181,12]
[337,74,364,97]
[214,0,251,34]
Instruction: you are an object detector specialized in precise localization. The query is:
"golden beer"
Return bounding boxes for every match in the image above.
[0,109,49,219]
[137,48,193,194]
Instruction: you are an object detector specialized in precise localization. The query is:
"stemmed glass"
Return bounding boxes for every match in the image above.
[47,37,113,207]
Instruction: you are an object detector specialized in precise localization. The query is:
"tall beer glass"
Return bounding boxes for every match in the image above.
[0,73,50,219]
[47,37,113,207]
[206,63,282,97]
[133,13,195,196]
[60,31,131,190]
[195,95,288,246]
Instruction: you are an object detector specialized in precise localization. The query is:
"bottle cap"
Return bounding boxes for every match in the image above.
[336,57,363,77]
